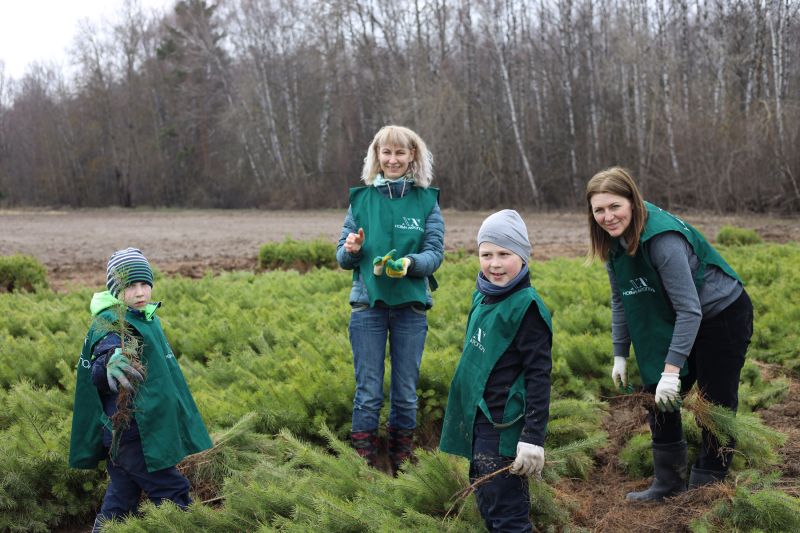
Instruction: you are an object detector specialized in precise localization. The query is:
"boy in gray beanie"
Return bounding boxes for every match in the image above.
[440,210,553,532]
[476,209,532,261]
[70,247,211,532]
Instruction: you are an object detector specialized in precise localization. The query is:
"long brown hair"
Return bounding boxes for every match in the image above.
[585,167,647,261]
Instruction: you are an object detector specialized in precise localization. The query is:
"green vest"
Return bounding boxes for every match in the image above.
[69,308,213,472]
[439,287,552,459]
[349,186,439,307]
[609,202,741,385]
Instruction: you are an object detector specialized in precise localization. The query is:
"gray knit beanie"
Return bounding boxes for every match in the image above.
[107,247,153,296]
[477,209,531,261]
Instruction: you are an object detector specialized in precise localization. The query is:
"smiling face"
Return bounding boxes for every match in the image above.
[378,143,414,179]
[479,242,524,287]
[590,192,633,238]
[122,281,152,309]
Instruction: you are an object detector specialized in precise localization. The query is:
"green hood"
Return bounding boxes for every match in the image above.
[90,290,159,321]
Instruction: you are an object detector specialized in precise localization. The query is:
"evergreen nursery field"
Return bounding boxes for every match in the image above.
[1,239,799,532]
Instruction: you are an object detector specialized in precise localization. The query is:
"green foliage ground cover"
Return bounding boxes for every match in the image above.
[0,243,797,531]
[0,254,49,292]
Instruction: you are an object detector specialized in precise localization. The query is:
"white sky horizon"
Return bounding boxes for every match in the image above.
[0,0,175,81]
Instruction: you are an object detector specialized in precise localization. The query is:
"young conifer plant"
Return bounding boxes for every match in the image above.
[96,269,147,459]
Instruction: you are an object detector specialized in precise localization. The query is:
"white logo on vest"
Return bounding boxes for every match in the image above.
[622,277,656,296]
[394,217,424,232]
[470,327,487,352]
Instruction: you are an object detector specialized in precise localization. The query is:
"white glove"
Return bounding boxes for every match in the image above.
[611,356,628,389]
[510,442,544,478]
[655,372,682,412]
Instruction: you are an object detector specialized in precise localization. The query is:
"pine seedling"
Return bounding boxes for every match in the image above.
[683,388,786,468]
[613,389,786,469]
[96,270,147,460]
[178,412,273,502]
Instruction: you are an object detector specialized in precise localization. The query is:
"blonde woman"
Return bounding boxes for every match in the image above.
[336,125,444,475]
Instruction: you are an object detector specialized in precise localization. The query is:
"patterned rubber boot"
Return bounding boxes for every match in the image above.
[350,430,379,468]
[387,425,415,477]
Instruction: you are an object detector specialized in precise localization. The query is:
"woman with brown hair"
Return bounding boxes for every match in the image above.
[586,167,753,501]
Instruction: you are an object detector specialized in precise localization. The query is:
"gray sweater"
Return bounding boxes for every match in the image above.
[608,231,742,368]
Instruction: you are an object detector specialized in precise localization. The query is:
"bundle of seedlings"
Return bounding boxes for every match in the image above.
[612,387,787,472]
[690,470,800,532]
[94,286,147,461]
[177,412,274,502]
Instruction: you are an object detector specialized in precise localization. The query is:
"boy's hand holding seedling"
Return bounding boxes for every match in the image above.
[107,348,143,393]
[510,442,544,478]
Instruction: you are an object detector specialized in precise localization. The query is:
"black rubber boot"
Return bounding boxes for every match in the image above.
[387,425,415,476]
[626,440,688,502]
[688,466,727,488]
[351,429,380,468]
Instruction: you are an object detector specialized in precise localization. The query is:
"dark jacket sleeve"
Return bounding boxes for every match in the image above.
[90,332,122,393]
[517,307,553,447]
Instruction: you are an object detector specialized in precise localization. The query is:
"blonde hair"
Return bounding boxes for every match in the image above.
[585,166,648,261]
[360,125,434,188]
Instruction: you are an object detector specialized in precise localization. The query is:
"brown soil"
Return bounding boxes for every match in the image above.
[2,208,798,290]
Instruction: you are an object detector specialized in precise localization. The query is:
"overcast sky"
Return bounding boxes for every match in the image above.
[0,0,175,80]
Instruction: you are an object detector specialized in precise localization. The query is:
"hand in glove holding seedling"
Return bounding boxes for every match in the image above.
[385,257,411,278]
[510,442,544,478]
[106,348,143,393]
[612,356,633,393]
[655,371,681,412]
[345,228,365,254]
[373,249,396,275]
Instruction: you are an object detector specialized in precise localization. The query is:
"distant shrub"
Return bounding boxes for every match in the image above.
[258,237,337,271]
[0,254,49,292]
[716,225,762,246]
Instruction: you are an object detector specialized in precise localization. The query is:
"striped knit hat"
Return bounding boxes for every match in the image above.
[106,247,153,296]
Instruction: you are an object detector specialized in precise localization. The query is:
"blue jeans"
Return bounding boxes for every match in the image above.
[470,422,533,532]
[349,304,427,431]
[93,440,191,532]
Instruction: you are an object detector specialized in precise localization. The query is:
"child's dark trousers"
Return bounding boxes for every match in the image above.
[470,421,533,532]
[93,440,191,531]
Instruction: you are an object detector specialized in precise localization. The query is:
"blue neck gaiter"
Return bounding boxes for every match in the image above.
[476,264,530,297]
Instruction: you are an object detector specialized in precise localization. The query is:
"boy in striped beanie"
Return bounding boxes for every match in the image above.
[69,247,212,532]
[105,247,154,298]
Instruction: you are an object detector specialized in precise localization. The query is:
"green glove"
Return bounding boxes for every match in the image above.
[385,257,411,278]
[373,249,396,275]
[106,348,144,393]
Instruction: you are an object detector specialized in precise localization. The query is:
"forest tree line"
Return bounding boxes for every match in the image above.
[0,0,797,211]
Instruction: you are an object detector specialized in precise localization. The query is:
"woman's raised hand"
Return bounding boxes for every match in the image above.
[345,227,365,253]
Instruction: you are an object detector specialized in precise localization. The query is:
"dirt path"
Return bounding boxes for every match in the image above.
[2,208,798,290]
